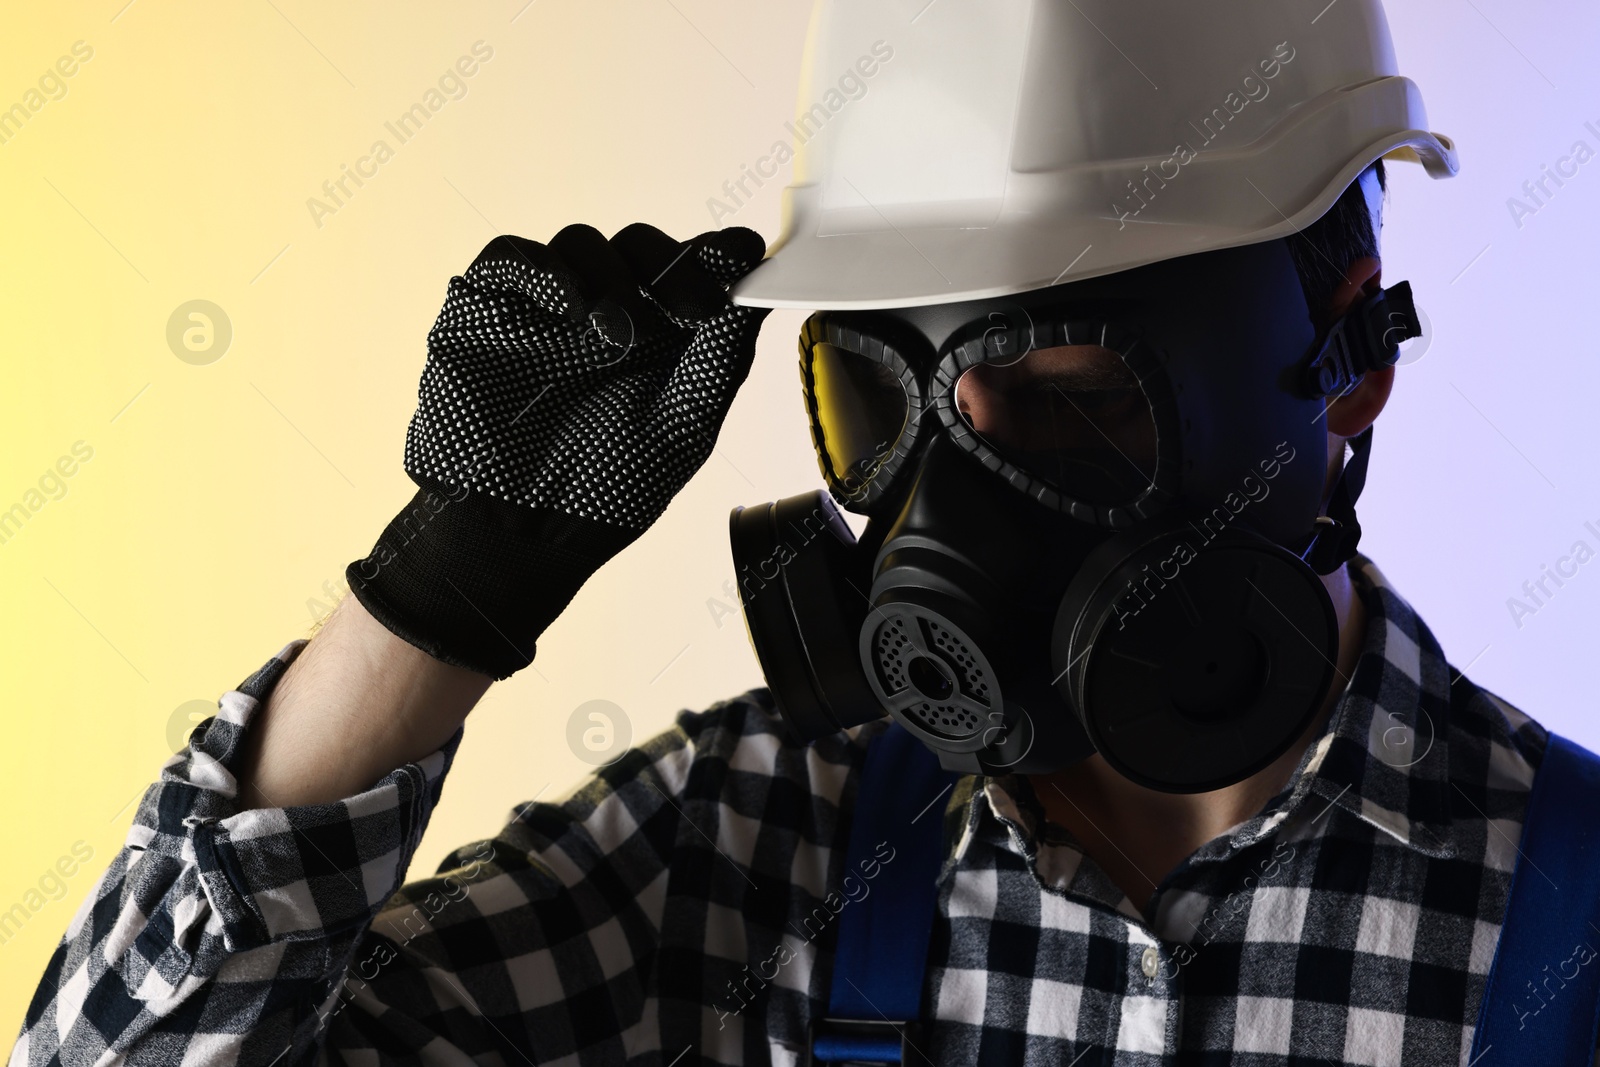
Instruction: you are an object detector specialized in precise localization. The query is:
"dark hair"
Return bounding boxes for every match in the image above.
[1286,159,1386,326]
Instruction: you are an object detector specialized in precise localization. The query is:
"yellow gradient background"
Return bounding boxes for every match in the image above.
[0,0,822,1033]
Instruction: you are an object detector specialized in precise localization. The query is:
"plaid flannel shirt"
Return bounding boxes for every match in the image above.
[11,556,1578,1066]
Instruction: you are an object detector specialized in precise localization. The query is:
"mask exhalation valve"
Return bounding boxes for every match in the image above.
[864,606,998,743]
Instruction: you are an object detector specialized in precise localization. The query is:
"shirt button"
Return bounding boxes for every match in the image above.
[1141,946,1160,979]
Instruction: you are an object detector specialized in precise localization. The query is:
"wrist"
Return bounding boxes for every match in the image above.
[238,594,488,810]
[347,475,640,679]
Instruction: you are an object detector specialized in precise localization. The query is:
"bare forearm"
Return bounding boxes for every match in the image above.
[236,593,493,809]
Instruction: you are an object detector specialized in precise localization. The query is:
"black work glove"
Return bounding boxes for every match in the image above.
[346,223,770,679]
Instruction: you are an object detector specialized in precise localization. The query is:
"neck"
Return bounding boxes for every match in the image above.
[1027,562,1366,914]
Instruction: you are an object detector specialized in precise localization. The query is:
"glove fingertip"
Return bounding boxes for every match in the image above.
[693,227,768,287]
[464,234,588,322]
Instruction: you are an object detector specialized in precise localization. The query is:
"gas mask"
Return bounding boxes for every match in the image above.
[730,239,1419,792]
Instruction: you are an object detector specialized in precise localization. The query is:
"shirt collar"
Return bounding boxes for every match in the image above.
[967,554,1460,874]
[1281,554,1458,859]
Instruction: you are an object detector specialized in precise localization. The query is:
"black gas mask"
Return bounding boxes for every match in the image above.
[730,239,1419,792]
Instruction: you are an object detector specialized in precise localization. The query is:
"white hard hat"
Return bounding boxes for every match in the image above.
[730,0,1457,311]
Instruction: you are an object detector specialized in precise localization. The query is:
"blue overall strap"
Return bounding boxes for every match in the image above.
[1470,733,1600,1065]
[807,722,958,1065]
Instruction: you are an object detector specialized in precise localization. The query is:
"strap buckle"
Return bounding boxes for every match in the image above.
[1298,515,1359,576]
[1302,280,1420,398]
[804,1017,923,1065]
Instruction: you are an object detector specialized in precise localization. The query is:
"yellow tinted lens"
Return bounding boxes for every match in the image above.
[810,342,909,495]
[954,344,1157,504]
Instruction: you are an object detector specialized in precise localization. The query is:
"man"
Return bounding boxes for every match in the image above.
[13,2,1595,1066]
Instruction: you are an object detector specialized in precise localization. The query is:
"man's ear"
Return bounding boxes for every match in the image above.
[1323,255,1393,438]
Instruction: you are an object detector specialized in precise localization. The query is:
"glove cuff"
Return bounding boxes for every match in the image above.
[345,474,642,680]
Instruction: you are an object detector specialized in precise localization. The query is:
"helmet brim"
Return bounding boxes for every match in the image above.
[731,78,1457,311]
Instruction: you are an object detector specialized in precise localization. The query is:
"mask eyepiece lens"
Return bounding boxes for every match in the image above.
[808,340,911,502]
[952,342,1159,505]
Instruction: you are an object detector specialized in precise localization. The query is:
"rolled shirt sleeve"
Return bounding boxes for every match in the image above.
[14,636,831,1067]
[10,639,460,1067]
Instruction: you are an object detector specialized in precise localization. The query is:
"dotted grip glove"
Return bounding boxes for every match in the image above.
[346,223,770,680]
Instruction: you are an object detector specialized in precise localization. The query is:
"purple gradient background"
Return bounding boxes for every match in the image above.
[1356,1,1600,747]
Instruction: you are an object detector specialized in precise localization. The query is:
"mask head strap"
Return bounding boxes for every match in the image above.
[1295,273,1419,575]
[1300,425,1374,575]
[1301,281,1419,399]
